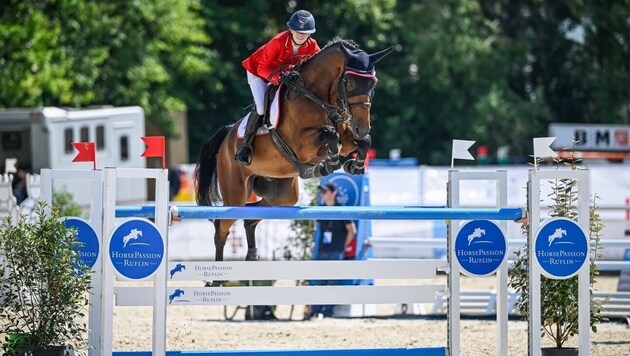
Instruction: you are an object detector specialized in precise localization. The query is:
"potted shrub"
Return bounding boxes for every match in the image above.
[509,161,605,356]
[0,202,92,355]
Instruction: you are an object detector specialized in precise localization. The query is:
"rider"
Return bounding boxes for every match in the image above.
[235,10,321,166]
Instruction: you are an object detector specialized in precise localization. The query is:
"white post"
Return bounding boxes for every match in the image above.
[528,169,590,355]
[448,170,509,356]
[496,171,509,355]
[40,169,104,356]
[576,170,590,355]
[101,168,117,356]
[447,171,460,356]
[101,168,169,356]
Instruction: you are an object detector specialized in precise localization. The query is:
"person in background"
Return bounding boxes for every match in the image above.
[308,181,356,319]
[11,163,29,205]
[235,9,320,166]
[168,167,181,201]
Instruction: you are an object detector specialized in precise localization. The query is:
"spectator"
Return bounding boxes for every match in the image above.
[308,181,356,319]
[11,163,29,205]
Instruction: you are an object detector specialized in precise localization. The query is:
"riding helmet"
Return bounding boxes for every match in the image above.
[287,10,316,34]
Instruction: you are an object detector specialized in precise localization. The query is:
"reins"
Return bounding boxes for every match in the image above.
[279,70,348,125]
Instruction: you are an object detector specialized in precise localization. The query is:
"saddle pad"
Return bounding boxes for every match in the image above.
[237,86,281,138]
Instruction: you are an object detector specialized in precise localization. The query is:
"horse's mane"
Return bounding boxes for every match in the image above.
[323,37,359,51]
[297,37,360,70]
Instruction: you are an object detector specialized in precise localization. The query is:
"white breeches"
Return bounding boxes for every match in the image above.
[247,71,268,115]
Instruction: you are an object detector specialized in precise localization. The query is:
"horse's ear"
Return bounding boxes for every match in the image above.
[369,46,394,64]
[339,43,353,58]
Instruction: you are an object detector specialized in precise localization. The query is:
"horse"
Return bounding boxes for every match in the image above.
[195,38,393,280]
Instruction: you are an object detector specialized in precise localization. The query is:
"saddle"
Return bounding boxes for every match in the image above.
[237,84,282,138]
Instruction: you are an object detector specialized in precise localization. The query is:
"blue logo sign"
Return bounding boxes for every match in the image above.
[109,218,164,280]
[454,220,506,277]
[64,217,99,270]
[320,174,360,206]
[535,218,588,279]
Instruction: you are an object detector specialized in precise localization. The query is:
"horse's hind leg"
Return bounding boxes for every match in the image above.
[242,214,261,261]
[246,177,300,260]
[207,218,236,286]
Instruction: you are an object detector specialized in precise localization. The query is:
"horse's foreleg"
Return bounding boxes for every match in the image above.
[343,134,372,175]
[316,125,341,177]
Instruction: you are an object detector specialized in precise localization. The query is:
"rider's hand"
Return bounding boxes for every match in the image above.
[280,70,300,84]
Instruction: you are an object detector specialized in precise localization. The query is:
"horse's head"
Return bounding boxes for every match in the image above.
[337,42,394,139]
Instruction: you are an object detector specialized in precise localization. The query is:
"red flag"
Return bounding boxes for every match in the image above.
[72,142,96,169]
[141,136,166,169]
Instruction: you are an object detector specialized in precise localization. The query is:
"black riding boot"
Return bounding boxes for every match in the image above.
[234,111,262,166]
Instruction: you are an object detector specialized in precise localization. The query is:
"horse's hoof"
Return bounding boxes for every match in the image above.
[245,253,259,261]
[245,248,259,261]
[318,165,331,177]
[343,159,365,175]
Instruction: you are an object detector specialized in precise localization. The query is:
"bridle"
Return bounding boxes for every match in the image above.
[336,69,378,114]
[278,58,378,127]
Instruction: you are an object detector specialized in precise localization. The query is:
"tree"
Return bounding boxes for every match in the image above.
[0,0,216,136]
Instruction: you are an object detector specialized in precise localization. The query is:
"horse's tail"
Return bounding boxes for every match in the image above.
[195,125,232,206]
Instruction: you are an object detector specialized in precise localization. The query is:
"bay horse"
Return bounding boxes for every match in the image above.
[195,38,393,275]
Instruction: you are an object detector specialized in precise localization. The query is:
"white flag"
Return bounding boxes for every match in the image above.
[533,137,557,158]
[452,140,475,160]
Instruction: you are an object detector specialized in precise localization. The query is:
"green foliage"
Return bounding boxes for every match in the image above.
[280,179,319,263]
[1,1,628,163]
[0,202,92,354]
[0,0,215,136]
[53,189,83,218]
[508,159,605,349]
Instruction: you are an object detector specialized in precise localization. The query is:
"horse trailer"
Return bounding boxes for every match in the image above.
[0,106,147,207]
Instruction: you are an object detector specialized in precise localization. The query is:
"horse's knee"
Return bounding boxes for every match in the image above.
[320,125,339,149]
[356,134,372,150]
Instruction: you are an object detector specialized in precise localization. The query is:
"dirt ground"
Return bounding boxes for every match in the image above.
[112,275,630,355]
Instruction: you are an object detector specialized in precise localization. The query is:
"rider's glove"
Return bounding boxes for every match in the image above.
[280,70,300,84]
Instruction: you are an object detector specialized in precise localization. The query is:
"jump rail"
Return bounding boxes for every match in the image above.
[115,205,526,221]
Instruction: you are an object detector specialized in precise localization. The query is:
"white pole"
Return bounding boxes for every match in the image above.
[100,168,117,355]
[496,170,508,355]
[577,170,590,355]
[447,170,460,356]
[528,169,542,356]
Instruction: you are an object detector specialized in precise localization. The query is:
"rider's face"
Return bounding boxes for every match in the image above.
[290,30,310,45]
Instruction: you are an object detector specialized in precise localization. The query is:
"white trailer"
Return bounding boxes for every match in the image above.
[0,106,147,206]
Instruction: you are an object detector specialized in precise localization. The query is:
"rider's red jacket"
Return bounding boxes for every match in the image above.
[242,30,320,85]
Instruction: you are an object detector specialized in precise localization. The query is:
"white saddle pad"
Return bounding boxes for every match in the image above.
[237,87,281,138]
